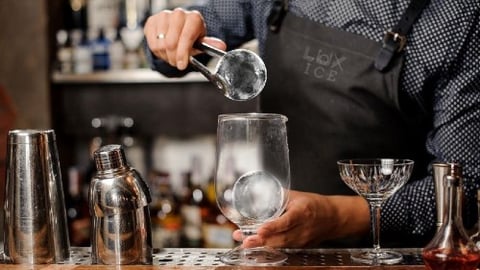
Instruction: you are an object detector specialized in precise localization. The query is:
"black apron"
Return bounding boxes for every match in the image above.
[261,4,431,196]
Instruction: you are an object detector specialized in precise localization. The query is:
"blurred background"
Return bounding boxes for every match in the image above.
[0,0,258,249]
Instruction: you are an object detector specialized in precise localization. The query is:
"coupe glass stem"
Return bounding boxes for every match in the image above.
[370,201,383,255]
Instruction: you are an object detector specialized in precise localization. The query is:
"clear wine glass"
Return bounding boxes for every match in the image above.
[337,158,414,265]
[215,113,290,265]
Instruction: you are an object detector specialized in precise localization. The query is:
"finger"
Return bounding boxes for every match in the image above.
[254,208,305,247]
[144,16,157,51]
[242,235,264,248]
[176,10,206,70]
[200,37,227,52]
[154,13,169,62]
[257,212,296,237]
[232,229,243,241]
[232,229,265,248]
[144,11,171,61]
[165,8,186,67]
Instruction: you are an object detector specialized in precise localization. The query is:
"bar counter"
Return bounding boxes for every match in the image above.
[0,247,426,269]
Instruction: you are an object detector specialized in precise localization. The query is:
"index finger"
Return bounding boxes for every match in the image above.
[176,10,206,70]
[256,210,298,237]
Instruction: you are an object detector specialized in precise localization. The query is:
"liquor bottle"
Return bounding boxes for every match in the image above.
[180,156,210,247]
[149,170,182,248]
[66,166,91,246]
[72,30,93,74]
[422,163,480,269]
[56,29,73,73]
[69,0,88,30]
[108,28,125,70]
[202,172,236,248]
[92,28,110,70]
[119,0,144,69]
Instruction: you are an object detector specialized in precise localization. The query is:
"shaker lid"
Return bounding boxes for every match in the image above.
[94,144,128,171]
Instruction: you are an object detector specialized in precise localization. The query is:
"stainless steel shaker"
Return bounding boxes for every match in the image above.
[3,129,70,264]
[89,144,152,265]
[432,162,462,230]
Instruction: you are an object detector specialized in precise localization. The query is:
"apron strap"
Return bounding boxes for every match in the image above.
[375,0,430,71]
[267,0,289,33]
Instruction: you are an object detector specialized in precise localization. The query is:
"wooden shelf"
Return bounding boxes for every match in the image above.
[52,69,208,84]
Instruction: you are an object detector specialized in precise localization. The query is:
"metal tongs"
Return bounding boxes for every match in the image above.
[189,42,267,101]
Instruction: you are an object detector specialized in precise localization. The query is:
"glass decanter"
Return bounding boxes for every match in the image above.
[469,189,480,248]
[422,163,480,270]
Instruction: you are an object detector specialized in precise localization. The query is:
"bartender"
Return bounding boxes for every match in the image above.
[143,1,480,247]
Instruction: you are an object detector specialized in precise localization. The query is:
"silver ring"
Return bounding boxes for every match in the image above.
[156,33,166,39]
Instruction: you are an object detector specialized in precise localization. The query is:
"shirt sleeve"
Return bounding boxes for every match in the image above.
[381,10,480,246]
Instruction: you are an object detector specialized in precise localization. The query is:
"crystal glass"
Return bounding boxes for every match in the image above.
[337,158,414,265]
[215,113,290,265]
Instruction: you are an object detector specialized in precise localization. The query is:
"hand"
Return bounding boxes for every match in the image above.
[233,190,370,248]
[144,8,227,70]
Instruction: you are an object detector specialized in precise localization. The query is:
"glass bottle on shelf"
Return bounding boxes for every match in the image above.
[72,30,93,74]
[108,28,126,70]
[422,163,480,270]
[119,0,145,69]
[66,166,91,246]
[180,155,210,247]
[149,170,182,248]
[92,28,110,71]
[56,29,73,73]
[202,171,237,248]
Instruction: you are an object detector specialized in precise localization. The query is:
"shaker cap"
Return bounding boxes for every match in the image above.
[94,144,128,171]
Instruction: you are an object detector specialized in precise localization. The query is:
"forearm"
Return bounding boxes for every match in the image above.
[324,195,370,240]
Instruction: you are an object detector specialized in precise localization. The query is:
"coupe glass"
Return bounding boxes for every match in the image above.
[337,158,414,265]
[215,113,290,265]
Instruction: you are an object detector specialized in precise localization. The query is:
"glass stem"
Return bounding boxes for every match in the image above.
[240,225,258,241]
[370,202,382,254]
[239,225,258,259]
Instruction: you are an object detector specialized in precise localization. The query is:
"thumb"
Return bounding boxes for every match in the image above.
[199,36,227,51]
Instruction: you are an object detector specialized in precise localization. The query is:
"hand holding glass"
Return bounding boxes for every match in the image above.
[215,113,290,265]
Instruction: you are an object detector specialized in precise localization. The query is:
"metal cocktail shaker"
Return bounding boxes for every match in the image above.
[432,162,452,230]
[3,129,70,264]
[89,144,152,265]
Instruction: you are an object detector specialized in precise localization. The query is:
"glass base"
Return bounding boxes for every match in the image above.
[351,249,403,265]
[219,246,287,266]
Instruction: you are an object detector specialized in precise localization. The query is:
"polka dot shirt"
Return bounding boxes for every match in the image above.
[151,0,480,245]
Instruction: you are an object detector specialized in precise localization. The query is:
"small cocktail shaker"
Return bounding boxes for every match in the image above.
[432,162,451,230]
[89,144,152,265]
[3,129,70,264]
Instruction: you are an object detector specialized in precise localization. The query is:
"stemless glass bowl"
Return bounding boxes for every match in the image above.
[215,113,290,265]
[337,158,414,265]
